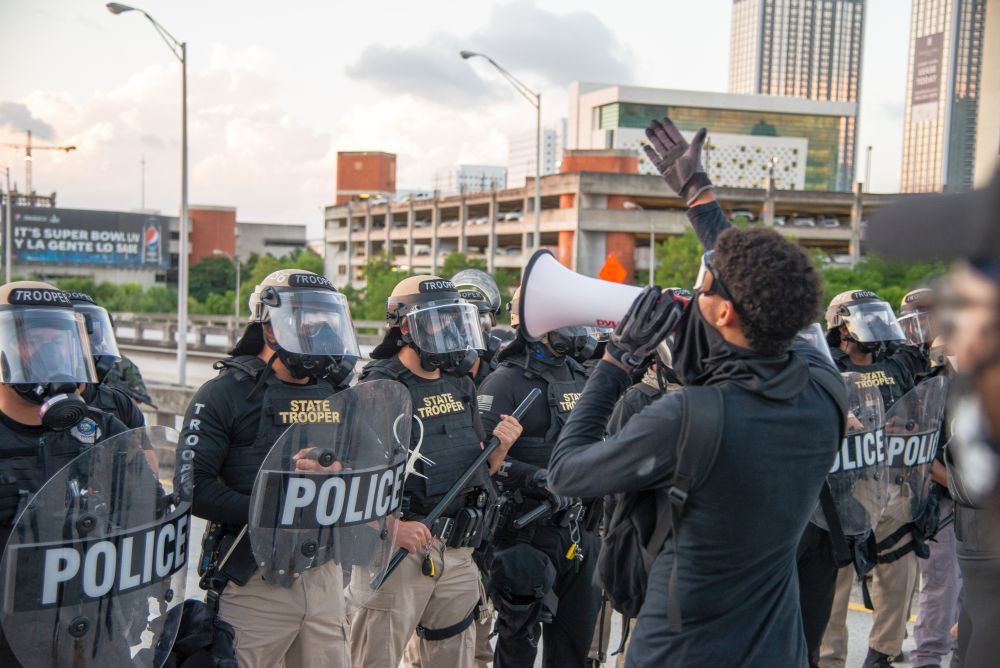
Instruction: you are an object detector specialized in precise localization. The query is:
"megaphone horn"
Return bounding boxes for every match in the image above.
[518,250,643,342]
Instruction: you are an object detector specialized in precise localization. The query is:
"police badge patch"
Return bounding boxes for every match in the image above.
[70,417,100,445]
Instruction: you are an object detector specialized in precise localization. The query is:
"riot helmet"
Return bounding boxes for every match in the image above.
[67,291,122,382]
[898,288,937,347]
[247,269,361,384]
[826,290,905,355]
[0,281,96,429]
[381,275,484,375]
[453,269,503,362]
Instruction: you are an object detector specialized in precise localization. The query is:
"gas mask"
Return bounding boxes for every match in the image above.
[256,282,362,386]
[0,294,97,431]
[11,381,88,431]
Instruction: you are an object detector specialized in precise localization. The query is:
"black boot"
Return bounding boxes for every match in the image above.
[862,648,893,668]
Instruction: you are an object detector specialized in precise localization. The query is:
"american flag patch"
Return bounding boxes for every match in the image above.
[478,394,494,413]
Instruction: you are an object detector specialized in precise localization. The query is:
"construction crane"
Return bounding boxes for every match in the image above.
[0,130,76,194]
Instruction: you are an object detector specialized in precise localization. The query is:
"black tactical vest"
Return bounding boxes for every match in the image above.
[832,350,913,411]
[0,408,119,515]
[361,358,486,516]
[215,356,339,495]
[500,357,589,469]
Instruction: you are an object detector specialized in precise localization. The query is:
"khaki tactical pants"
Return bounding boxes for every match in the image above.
[821,524,919,666]
[405,566,494,668]
[218,560,349,668]
[351,542,479,668]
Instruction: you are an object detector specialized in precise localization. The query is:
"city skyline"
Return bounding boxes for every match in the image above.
[2,0,914,235]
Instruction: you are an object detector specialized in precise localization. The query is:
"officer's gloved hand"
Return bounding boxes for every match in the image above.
[643,116,713,206]
[0,475,22,526]
[607,287,687,372]
[528,469,573,512]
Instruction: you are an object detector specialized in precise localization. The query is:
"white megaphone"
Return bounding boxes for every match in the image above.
[518,250,644,342]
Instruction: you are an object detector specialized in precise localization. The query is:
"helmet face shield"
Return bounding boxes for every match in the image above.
[76,303,121,363]
[0,308,97,384]
[898,311,935,346]
[841,301,905,344]
[452,269,501,315]
[404,302,485,354]
[266,289,361,358]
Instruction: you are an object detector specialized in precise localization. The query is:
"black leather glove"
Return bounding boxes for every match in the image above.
[607,287,688,371]
[643,116,713,205]
[0,475,22,526]
[528,469,573,512]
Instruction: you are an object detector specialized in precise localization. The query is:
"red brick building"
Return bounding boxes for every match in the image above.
[336,151,396,205]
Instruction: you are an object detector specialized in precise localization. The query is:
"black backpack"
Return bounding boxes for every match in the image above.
[597,385,724,629]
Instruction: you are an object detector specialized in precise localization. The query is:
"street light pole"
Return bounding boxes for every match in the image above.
[2,166,11,283]
[107,3,189,386]
[459,50,541,252]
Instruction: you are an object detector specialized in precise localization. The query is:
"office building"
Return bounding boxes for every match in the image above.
[507,120,565,187]
[974,0,999,185]
[568,82,857,191]
[729,0,865,103]
[432,165,507,194]
[900,0,986,192]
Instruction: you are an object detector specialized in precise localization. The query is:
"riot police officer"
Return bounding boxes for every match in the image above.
[898,288,936,358]
[453,268,505,388]
[350,275,522,668]
[820,290,929,668]
[476,302,598,668]
[67,292,145,429]
[0,281,129,665]
[176,269,361,668]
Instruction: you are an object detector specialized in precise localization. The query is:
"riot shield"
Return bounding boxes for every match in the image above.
[879,374,949,536]
[812,373,888,535]
[0,426,189,668]
[248,380,410,611]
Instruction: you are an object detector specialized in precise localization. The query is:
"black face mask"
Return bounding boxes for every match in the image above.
[270,342,357,386]
[668,298,724,386]
[414,347,478,377]
[12,382,88,431]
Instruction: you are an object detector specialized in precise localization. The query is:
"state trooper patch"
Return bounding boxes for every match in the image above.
[478,394,494,413]
[70,417,100,445]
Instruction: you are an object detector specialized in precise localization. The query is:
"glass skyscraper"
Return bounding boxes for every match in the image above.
[901,0,986,193]
[729,0,865,103]
[729,0,864,191]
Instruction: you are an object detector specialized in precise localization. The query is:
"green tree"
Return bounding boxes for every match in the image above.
[190,256,237,303]
[637,229,704,289]
[347,253,414,323]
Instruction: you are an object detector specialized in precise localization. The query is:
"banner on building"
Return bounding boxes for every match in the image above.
[9,207,171,268]
[911,32,944,124]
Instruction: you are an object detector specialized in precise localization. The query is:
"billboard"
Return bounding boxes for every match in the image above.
[911,32,945,124]
[8,207,171,268]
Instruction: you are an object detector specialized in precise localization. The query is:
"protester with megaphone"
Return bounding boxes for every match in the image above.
[476,294,596,668]
[544,116,847,668]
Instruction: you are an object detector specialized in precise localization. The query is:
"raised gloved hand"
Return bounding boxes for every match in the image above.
[643,116,713,206]
[528,469,573,512]
[607,287,689,371]
[0,475,22,526]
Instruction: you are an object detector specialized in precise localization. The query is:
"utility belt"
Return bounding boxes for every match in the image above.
[404,487,493,550]
[494,490,599,544]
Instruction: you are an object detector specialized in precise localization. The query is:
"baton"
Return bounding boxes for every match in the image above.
[513,501,552,530]
[372,387,542,590]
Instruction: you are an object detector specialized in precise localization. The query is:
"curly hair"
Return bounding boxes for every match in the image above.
[713,227,822,356]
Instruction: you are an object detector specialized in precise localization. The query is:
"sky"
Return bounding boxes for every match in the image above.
[0,0,912,239]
